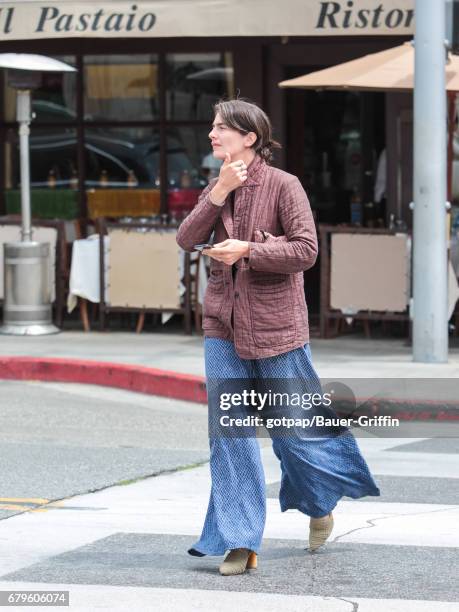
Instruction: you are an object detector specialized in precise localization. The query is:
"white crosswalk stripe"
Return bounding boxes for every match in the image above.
[0,436,457,610]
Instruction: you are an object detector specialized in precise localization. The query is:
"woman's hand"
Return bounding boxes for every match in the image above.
[210,152,248,204]
[203,239,249,265]
[218,151,248,191]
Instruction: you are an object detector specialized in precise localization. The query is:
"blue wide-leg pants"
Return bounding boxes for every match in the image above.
[188,337,380,557]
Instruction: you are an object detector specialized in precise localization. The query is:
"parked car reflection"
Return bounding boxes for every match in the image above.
[14,129,208,192]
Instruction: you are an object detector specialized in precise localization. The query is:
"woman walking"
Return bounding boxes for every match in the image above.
[176,98,380,576]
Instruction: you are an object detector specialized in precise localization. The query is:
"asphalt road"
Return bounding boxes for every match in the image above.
[0,381,457,611]
[0,380,212,519]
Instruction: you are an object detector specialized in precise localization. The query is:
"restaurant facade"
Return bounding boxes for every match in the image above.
[0,1,419,318]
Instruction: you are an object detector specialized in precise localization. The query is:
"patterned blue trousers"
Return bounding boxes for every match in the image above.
[188,337,380,557]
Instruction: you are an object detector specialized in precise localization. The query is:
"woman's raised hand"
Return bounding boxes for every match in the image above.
[209,151,248,206]
[216,151,248,193]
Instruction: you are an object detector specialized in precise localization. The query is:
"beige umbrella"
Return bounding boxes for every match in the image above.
[279,41,459,93]
[278,41,458,202]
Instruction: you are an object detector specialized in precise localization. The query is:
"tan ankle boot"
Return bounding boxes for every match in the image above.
[309,512,334,552]
[219,548,258,575]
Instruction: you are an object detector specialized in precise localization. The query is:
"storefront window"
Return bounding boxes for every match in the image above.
[3,55,77,123]
[83,54,159,122]
[167,126,214,217]
[335,92,362,192]
[294,89,362,223]
[84,126,160,219]
[84,126,159,188]
[5,126,77,189]
[302,91,362,195]
[166,52,234,121]
[167,126,212,188]
[4,126,79,219]
[1,51,232,220]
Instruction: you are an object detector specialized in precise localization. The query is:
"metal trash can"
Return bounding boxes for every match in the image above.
[0,241,59,335]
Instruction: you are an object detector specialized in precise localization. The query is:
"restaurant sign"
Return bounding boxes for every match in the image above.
[0,1,414,41]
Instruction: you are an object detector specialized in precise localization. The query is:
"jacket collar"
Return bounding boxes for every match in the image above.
[243,153,266,187]
[219,154,266,239]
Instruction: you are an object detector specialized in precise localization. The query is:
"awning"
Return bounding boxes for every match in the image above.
[0,1,414,41]
[278,42,459,92]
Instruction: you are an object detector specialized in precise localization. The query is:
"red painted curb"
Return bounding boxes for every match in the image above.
[0,357,207,404]
[1,357,456,422]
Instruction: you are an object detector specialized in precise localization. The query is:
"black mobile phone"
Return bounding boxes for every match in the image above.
[194,243,214,251]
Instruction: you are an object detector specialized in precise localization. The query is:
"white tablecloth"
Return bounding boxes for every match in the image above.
[67,235,109,313]
[67,234,208,324]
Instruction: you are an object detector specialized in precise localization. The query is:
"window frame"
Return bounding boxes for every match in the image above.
[0,49,233,220]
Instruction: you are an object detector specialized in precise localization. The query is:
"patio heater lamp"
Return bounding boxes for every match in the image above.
[0,54,76,336]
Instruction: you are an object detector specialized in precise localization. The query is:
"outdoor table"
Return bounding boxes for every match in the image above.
[67,234,207,330]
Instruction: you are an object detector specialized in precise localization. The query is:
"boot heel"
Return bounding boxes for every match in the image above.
[309,512,334,552]
[246,551,257,569]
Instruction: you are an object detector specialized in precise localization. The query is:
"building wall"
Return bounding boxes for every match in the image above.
[0,33,411,227]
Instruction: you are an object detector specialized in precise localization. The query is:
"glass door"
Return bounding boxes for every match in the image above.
[285,66,385,227]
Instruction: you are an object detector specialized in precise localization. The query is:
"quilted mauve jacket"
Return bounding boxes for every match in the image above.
[176,153,318,359]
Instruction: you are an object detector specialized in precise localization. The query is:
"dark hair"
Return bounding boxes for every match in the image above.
[213,97,282,164]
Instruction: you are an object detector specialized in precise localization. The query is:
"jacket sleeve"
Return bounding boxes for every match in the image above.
[175,178,225,252]
[246,175,318,274]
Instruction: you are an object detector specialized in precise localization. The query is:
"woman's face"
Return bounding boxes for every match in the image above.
[208,112,256,160]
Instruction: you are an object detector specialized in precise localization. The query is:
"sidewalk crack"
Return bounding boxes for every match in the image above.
[335,596,359,611]
[332,505,459,544]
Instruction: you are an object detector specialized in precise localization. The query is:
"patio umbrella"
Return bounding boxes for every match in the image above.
[278,41,459,92]
[278,41,458,201]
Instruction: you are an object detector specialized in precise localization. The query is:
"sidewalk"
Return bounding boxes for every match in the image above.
[1,329,459,379]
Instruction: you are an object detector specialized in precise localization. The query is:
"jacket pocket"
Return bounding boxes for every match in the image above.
[253,229,266,244]
[253,228,288,244]
[249,270,288,290]
[203,269,225,320]
[248,279,295,347]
